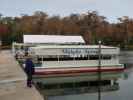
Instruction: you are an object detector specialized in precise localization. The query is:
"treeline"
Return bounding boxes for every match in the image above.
[0,11,133,48]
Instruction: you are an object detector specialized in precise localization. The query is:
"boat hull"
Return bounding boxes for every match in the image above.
[33,66,124,84]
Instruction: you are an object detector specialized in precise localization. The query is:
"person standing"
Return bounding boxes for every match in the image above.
[0,40,2,51]
[24,56,35,88]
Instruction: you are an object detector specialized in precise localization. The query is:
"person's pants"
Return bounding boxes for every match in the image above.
[27,75,32,87]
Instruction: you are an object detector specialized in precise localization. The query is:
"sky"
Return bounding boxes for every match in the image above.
[0,0,133,23]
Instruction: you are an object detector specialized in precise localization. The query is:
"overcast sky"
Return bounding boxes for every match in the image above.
[0,0,133,22]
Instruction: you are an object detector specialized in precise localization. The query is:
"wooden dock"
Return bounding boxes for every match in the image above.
[0,50,44,100]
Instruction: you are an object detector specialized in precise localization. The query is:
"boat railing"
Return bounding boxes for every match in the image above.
[40,60,120,68]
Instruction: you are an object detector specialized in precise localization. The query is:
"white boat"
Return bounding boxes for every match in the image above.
[12,35,124,84]
[29,44,124,84]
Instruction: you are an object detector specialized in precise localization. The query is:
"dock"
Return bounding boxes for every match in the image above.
[0,50,44,100]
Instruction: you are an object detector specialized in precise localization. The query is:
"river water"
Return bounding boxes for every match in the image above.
[46,51,133,100]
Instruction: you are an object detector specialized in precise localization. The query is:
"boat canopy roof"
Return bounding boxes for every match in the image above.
[23,35,85,44]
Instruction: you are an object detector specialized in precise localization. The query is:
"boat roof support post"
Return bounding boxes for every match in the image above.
[58,55,60,62]
[98,40,102,100]
[41,56,43,64]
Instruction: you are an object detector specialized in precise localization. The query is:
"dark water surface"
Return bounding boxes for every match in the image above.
[47,51,133,100]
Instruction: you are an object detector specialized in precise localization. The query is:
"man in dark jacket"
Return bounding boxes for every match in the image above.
[25,57,35,87]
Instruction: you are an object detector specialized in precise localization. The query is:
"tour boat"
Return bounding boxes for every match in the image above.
[29,44,124,84]
[12,35,124,84]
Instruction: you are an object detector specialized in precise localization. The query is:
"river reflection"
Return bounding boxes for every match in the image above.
[38,80,119,96]
[47,51,133,100]
[48,65,133,100]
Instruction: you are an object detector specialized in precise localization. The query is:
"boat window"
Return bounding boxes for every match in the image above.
[112,55,117,59]
[102,55,111,60]
[36,55,112,61]
[37,57,42,61]
[89,55,99,60]
[89,55,112,60]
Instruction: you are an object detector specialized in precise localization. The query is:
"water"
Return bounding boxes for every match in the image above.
[46,51,133,100]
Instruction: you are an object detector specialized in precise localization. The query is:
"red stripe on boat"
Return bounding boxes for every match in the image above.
[34,67,124,75]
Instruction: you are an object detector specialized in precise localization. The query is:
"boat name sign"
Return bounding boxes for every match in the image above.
[63,48,99,55]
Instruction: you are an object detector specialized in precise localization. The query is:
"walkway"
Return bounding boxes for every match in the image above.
[0,50,44,100]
